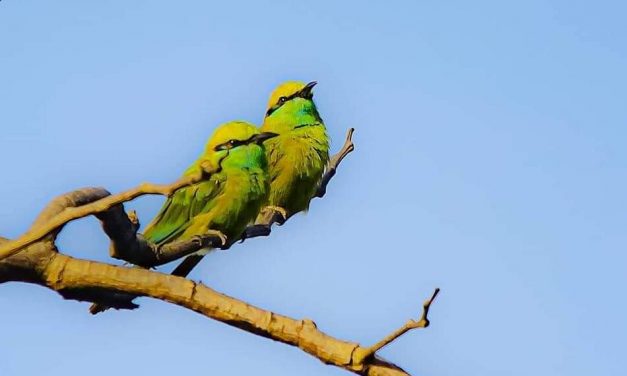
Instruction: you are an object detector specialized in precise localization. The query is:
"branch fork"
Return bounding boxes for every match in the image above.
[353,288,440,365]
[0,166,216,262]
[0,126,443,375]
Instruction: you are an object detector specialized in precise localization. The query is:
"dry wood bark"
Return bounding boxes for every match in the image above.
[0,128,439,375]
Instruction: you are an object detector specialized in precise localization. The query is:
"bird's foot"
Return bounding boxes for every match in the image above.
[192,229,228,248]
[262,205,288,225]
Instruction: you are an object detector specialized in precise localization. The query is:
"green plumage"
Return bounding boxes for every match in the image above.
[259,81,330,217]
[88,121,275,313]
[143,121,272,248]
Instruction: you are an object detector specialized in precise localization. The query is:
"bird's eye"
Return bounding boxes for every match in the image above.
[278,96,287,104]
[228,140,237,146]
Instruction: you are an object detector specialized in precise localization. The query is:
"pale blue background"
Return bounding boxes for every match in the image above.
[1,1,625,375]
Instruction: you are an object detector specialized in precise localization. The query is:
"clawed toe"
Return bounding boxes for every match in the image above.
[264,205,288,224]
[190,229,227,248]
[205,229,228,247]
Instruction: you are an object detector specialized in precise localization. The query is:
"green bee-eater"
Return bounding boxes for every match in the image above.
[258,81,330,220]
[88,121,276,313]
[145,121,277,276]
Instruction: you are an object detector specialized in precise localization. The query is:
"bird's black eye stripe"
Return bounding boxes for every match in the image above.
[266,92,301,116]
[278,92,299,106]
[214,139,246,151]
[266,106,278,116]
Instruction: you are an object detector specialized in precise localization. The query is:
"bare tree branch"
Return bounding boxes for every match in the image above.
[353,288,440,365]
[0,166,231,260]
[96,202,225,267]
[32,187,112,229]
[1,240,435,376]
[0,166,218,262]
[316,127,355,198]
[0,126,441,375]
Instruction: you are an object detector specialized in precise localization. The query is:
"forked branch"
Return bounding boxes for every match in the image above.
[0,166,216,262]
[353,288,440,364]
[2,246,437,376]
[0,125,441,375]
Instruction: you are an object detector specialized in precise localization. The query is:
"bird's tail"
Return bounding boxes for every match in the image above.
[89,302,109,315]
[88,265,146,314]
[171,254,204,277]
[88,291,140,314]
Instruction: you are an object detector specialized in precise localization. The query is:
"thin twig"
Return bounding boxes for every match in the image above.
[354,288,440,364]
[0,174,209,262]
[316,127,355,198]
[241,127,355,242]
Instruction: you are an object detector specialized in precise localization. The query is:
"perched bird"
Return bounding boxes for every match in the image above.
[89,121,276,313]
[146,121,277,277]
[257,81,330,221]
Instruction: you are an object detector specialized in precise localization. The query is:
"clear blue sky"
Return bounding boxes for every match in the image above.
[1,1,625,375]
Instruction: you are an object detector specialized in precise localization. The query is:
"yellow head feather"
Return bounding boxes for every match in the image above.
[205,121,259,151]
[265,81,309,110]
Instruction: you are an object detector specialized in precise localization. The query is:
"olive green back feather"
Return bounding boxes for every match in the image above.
[142,121,270,247]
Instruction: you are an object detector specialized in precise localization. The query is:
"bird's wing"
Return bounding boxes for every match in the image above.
[142,175,224,246]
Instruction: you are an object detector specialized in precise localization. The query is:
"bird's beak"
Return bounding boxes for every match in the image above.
[298,81,317,99]
[251,132,279,144]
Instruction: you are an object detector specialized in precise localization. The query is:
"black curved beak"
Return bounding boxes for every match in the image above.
[298,81,317,99]
[251,132,279,144]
